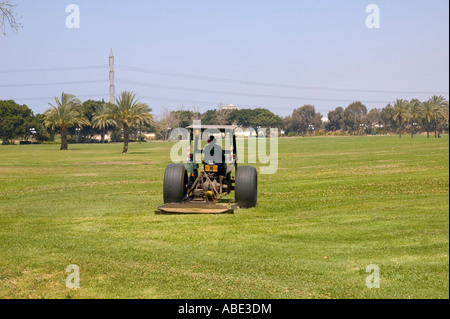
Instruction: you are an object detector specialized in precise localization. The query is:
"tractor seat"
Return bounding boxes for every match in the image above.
[203,144,225,165]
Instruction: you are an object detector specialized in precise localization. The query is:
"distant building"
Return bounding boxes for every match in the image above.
[321,117,329,123]
[221,104,239,110]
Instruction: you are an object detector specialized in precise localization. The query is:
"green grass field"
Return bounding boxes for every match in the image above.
[0,135,448,299]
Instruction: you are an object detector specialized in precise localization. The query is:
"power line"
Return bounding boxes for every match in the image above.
[5,94,106,101]
[0,65,107,73]
[116,79,393,104]
[6,94,281,111]
[1,63,446,96]
[116,64,449,95]
[115,49,449,82]
[0,80,108,88]
[6,93,288,110]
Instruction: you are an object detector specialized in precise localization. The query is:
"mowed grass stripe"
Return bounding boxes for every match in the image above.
[0,135,448,298]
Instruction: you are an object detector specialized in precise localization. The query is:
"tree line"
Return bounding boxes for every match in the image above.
[320,96,449,138]
[1,94,448,151]
[156,96,449,139]
[0,91,153,153]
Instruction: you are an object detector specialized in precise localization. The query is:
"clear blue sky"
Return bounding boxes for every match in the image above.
[0,0,448,117]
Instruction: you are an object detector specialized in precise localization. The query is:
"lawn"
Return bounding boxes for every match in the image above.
[0,135,448,299]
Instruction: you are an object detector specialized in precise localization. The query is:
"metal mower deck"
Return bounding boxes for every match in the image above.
[155,202,235,214]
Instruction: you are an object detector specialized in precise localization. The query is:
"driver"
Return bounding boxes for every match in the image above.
[203,135,224,164]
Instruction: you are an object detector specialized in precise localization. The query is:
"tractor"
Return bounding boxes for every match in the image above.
[156,125,257,214]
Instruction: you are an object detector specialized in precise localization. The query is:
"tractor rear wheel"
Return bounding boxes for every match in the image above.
[163,163,188,203]
[235,165,257,208]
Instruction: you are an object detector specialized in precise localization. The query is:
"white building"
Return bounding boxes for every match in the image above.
[221,104,239,110]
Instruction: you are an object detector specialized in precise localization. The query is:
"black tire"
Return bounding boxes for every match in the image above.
[163,163,188,203]
[235,165,257,208]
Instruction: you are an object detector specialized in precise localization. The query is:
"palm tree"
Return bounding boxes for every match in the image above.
[392,99,409,138]
[43,92,89,150]
[422,100,434,138]
[92,103,116,143]
[108,91,153,153]
[408,99,423,138]
[442,101,450,134]
[135,106,154,144]
[430,95,447,138]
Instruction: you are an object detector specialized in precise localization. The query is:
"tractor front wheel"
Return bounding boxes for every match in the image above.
[235,165,257,208]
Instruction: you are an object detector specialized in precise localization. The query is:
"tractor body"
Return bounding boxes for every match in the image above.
[156,125,257,214]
